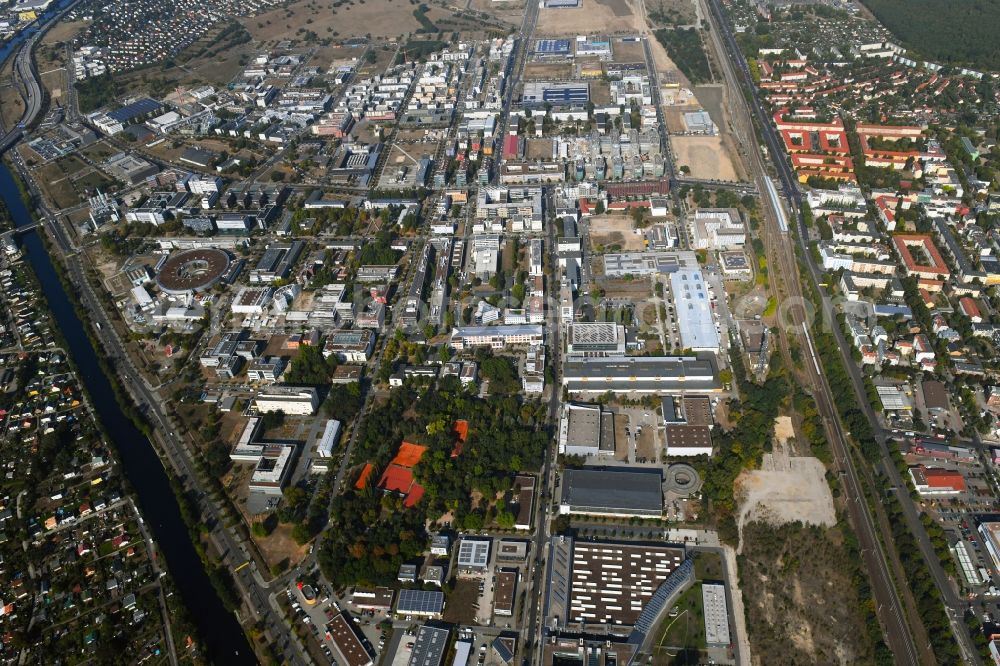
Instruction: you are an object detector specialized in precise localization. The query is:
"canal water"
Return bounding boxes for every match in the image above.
[0,16,256,662]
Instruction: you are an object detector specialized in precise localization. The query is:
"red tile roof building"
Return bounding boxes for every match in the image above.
[909,465,966,495]
[892,234,950,279]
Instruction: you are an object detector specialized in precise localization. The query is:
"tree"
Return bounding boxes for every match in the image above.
[260,409,285,430]
[292,523,313,545]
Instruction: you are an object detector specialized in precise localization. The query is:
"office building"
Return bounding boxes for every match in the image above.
[562,356,720,393]
[253,386,319,415]
[702,584,731,647]
[457,538,492,571]
[566,323,626,356]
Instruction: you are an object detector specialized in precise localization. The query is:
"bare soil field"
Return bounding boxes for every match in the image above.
[646,0,696,26]
[664,107,698,133]
[636,427,657,460]
[601,277,654,299]
[537,0,642,34]
[670,135,739,181]
[37,19,86,72]
[254,523,309,570]
[614,413,629,461]
[443,578,480,623]
[525,137,553,160]
[40,70,65,104]
[589,215,645,251]
[112,24,257,96]
[610,38,645,63]
[0,58,24,132]
[79,140,120,163]
[356,45,397,77]
[735,422,836,553]
[469,0,524,24]
[590,82,612,106]
[524,62,575,81]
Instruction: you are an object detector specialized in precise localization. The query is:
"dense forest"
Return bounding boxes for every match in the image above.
[317,378,547,588]
[861,0,1000,69]
[654,28,713,84]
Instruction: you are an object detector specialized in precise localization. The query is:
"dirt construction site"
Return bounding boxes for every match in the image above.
[588,215,645,251]
[671,135,740,181]
[734,416,836,553]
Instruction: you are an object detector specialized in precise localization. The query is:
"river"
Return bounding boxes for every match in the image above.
[0,15,256,663]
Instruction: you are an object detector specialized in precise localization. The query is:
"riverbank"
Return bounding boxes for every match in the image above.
[0,156,257,663]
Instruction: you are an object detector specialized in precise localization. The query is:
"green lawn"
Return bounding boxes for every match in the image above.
[695,551,723,581]
[652,558,716,666]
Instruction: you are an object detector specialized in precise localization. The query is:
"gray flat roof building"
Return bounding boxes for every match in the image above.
[558,403,615,457]
[560,467,662,517]
[457,538,492,570]
[545,536,687,627]
[671,268,720,352]
[702,583,731,647]
[604,252,682,277]
[562,356,721,394]
[566,322,626,356]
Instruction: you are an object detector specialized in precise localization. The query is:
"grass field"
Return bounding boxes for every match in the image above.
[652,585,706,664]
[0,56,24,132]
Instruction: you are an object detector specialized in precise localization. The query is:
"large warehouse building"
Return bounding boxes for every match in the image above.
[559,467,662,517]
[670,268,720,352]
[562,356,721,393]
[558,403,615,457]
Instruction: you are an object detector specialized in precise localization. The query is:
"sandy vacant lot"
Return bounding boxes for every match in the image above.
[524,61,575,81]
[735,419,836,553]
[589,215,645,250]
[671,134,739,181]
[538,0,645,35]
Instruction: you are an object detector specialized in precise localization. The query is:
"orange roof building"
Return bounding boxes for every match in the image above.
[451,420,469,458]
[375,441,428,507]
[909,465,966,495]
[893,234,950,280]
[390,442,427,468]
[355,463,375,490]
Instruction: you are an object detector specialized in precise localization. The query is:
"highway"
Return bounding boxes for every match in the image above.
[699,0,929,663]
[0,6,311,659]
[0,0,82,152]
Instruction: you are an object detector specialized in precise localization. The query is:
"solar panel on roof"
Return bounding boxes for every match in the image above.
[108,98,161,123]
[396,589,444,613]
